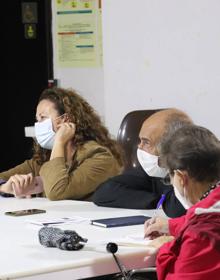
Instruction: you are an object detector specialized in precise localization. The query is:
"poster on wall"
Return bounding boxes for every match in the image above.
[55,0,102,67]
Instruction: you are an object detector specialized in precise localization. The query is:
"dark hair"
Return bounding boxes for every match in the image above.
[160,125,220,183]
[33,87,123,166]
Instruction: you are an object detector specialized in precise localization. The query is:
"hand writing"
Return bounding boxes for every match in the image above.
[144,217,169,239]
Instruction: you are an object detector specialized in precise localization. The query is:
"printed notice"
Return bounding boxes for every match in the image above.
[55,0,102,67]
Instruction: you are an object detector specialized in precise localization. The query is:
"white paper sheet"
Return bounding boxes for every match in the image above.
[27,216,90,226]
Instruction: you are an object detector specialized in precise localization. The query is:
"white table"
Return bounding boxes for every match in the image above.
[0,197,160,280]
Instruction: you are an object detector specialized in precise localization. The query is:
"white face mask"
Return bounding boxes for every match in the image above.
[34,118,55,150]
[137,148,168,178]
[173,185,193,209]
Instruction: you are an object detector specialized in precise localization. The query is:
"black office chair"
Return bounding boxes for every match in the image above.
[116,110,163,279]
[117,109,162,171]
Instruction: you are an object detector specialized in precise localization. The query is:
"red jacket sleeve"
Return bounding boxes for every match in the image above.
[168,187,220,236]
[157,230,220,280]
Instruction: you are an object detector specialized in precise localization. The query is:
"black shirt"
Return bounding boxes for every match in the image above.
[92,166,186,218]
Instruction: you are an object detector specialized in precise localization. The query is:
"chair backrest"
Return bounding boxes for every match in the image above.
[117,109,161,171]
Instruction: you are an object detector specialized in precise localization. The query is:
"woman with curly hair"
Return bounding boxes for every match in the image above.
[0,87,123,200]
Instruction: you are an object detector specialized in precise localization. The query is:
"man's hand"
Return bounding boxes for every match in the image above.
[144,217,169,239]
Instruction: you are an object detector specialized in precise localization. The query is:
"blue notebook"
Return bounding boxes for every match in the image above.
[90,215,150,228]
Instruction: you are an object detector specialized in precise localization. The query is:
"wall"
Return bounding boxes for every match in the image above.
[102,0,220,137]
[54,68,105,119]
[52,0,220,138]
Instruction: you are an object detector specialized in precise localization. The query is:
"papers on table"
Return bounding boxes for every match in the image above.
[27,218,152,248]
[78,234,152,249]
[112,233,152,247]
[27,216,90,226]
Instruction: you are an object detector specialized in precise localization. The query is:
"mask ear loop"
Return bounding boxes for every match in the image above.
[53,114,69,132]
[55,113,68,121]
[174,169,189,198]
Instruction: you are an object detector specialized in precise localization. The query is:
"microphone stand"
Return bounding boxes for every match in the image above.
[106,242,131,280]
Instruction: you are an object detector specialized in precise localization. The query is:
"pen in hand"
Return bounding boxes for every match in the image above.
[144,194,166,239]
[154,194,166,218]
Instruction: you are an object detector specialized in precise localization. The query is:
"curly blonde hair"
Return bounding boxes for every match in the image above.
[33,87,123,166]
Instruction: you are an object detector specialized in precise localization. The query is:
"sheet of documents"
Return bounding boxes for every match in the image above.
[27,216,90,226]
[113,233,152,247]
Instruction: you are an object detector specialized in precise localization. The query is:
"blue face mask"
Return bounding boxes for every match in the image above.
[34,118,55,150]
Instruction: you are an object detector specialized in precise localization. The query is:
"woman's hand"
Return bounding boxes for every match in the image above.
[0,180,14,194]
[145,235,174,256]
[0,173,33,195]
[54,122,76,146]
[50,122,76,160]
[144,217,169,239]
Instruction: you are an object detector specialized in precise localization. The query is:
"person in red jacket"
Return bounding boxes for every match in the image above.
[144,124,220,280]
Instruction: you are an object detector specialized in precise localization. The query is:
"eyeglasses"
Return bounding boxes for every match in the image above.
[161,173,171,185]
[161,169,183,186]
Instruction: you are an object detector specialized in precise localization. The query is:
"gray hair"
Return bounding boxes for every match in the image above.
[157,112,193,154]
[160,124,220,183]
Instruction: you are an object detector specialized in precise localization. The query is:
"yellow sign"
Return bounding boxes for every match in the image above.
[55,0,102,67]
[24,24,36,39]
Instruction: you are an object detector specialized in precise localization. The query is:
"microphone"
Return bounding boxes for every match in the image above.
[39,227,88,251]
[106,242,118,254]
[106,242,130,280]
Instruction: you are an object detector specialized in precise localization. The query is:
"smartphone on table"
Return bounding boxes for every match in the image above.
[5,209,46,216]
